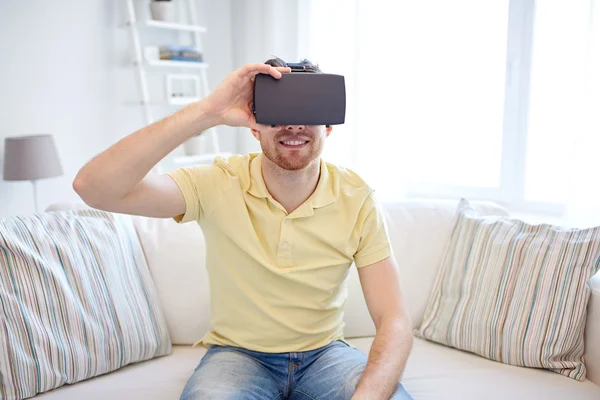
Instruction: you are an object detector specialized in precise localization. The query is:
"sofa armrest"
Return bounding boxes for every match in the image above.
[585,271,600,385]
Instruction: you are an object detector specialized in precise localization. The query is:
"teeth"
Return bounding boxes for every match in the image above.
[282,141,306,146]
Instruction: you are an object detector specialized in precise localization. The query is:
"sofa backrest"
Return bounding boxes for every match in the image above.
[128,198,509,344]
[131,215,210,345]
[343,199,510,338]
[44,199,600,384]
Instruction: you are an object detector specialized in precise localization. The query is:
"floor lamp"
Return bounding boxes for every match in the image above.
[3,134,63,213]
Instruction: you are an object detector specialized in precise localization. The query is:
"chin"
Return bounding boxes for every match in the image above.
[275,158,311,171]
[270,152,316,171]
[261,141,322,171]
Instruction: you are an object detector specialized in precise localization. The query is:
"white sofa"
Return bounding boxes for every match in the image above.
[35,199,600,399]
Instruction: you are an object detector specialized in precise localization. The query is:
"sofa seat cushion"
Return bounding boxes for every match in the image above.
[351,337,600,400]
[34,345,205,400]
[33,338,600,400]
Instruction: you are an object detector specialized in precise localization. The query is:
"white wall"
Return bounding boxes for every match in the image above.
[0,0,235,217]
[231,0,300,153]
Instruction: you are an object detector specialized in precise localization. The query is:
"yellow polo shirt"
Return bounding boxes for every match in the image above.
[168,153,391,353]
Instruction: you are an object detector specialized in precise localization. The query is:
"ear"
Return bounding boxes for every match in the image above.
[325,125,333,138]
[250,128,261,141]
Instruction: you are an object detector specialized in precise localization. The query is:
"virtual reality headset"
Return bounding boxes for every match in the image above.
[253,66,346,126]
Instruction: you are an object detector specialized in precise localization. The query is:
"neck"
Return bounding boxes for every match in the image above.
[261,156,321,214]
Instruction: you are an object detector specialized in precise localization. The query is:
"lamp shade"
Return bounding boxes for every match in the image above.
[3,134,63,181]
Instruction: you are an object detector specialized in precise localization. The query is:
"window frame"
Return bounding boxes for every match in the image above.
[405,0,564,216]
[299,0,567,216]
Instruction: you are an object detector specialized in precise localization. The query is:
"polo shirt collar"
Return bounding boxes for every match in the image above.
[310,160,336,209]
[247,153,336,211]
[247,153,270,199]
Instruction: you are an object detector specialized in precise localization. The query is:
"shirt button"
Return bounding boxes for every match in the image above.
[281,241,289,249]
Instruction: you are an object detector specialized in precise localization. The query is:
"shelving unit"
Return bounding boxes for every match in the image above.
[146,59,209,69]
[144,19,208,33]
[124,0,228,171]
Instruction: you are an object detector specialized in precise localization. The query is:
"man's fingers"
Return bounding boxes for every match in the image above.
[242,63,272,78]
[271,67,291,78]
[243,64,292,80]
[264,66,291,79]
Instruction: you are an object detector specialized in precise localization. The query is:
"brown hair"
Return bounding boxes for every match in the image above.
[264,56,321,73]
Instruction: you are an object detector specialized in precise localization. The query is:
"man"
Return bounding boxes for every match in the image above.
[73,58,413,400]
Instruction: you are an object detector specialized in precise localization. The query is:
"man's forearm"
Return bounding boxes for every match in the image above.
[73,100,217,205]
[353,315,413,399]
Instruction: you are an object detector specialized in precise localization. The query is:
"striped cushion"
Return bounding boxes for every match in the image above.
[0,209,172,399]
[416,199,600,381]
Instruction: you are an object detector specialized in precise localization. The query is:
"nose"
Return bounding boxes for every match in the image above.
[285,125,305,131]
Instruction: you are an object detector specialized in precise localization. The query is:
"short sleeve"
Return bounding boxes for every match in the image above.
[167,164,229,224]
[353,192,392,268]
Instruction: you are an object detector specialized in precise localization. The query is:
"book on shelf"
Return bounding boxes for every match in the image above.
[159,46,203,62]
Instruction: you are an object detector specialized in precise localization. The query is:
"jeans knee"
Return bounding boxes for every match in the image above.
[179,347,282,400]
[342,369,412,400]
[342,366,366,399]
[180,385,248,400]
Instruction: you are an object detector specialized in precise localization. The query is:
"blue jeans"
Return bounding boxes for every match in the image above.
[180,340,412,400]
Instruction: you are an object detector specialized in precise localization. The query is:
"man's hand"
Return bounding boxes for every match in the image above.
[205,63,290,128]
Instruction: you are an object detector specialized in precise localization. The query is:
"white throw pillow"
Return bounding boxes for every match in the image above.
[0,209,172,399]
[416,199,600,381]
[46,202,211,346]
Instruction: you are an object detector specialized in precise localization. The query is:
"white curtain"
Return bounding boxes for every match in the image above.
[562,2,600,227]
[298,0,511,201]
[300,0,600,226]
[298,0,409,201]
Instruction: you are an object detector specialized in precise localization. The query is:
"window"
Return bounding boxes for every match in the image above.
[300,0,597,213]
[525,0,593,204]
[359,1,508,189]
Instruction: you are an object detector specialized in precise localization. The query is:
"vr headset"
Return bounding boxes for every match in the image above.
[253,64,346,126]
